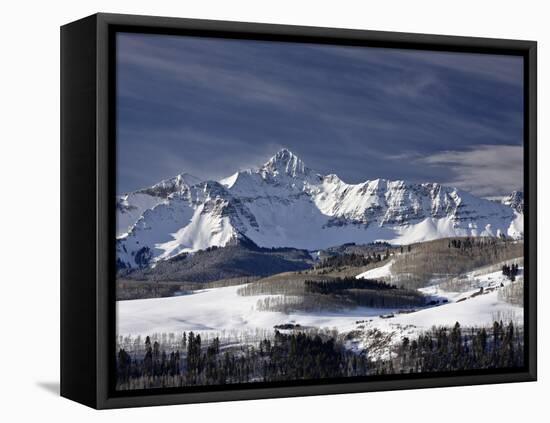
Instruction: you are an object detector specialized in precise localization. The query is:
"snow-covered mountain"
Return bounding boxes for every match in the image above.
[117,149,523,269]
[501,191,524,213]
[116,173,202,236]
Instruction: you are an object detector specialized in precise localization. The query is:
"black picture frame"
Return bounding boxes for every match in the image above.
[60,12,537,409]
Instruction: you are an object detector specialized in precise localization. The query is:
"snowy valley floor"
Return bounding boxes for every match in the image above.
[117,260,524,360]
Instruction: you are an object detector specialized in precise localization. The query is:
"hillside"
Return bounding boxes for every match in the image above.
[119,240,312,283]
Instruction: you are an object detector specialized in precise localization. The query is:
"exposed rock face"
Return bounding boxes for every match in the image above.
[502,191,524,213]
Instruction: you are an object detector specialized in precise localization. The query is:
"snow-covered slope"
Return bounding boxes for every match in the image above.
[117,192,166,237]
[117,149,523,268]
[356,260,394,280]
[116,173,202,236]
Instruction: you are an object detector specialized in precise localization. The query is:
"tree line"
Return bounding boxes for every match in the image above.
[116,330,370,390]
[116,321,523,390]
[373,321,523,374]
[305,277,396,294]
[316,252,384,269]
[502,263,520,281]
[304,277,426,309]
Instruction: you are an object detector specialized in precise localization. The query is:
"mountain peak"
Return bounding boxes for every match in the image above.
[262,148,308,178]
[173,172,202,186]
[135,172,202,198]
[117,154,524,268]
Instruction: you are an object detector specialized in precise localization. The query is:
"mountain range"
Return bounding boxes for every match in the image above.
[116,149,523,269]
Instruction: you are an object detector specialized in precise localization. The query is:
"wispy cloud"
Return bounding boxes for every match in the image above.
[312,45,523,87]
[117,35,307,111]
[419,144,523,197]
[115,33,524,195]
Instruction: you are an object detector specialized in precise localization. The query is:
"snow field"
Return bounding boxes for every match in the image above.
[117,260,523,360]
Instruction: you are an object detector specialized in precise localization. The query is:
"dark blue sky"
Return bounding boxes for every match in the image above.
[116,32,524,197]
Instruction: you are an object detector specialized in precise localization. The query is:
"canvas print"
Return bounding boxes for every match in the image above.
[115,33,525,391]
